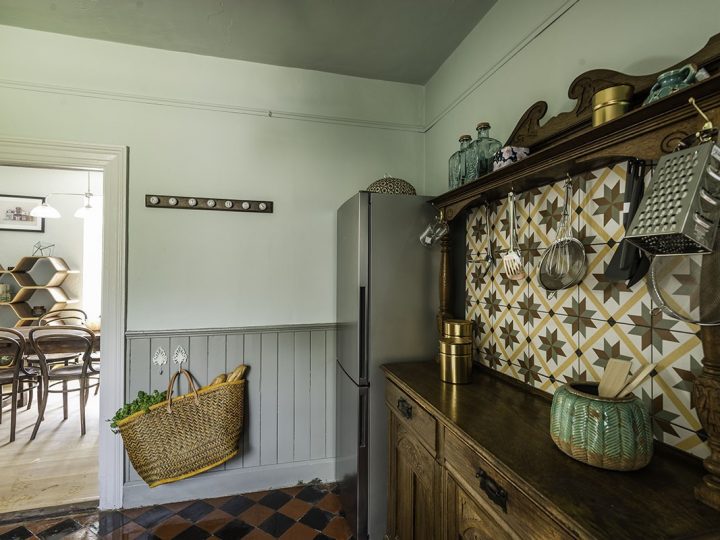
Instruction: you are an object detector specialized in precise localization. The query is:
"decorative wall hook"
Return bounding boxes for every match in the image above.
[152,346,168,374]
[173,345,188,365]
[146,195,273,214]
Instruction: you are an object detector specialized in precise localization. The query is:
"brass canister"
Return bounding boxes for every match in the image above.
[439,352,472,384]
[592,85,633,127]
[443,319,473,338]
[439,337,472,356]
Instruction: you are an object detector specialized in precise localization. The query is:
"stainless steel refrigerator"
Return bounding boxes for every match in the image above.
[336,192,438,540]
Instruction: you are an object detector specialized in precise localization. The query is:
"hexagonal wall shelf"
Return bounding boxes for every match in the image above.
[15,257,71,287]
[0,272,34,303]
[0,257,75,327]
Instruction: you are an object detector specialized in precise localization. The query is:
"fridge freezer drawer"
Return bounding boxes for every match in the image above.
[385,381,436,455]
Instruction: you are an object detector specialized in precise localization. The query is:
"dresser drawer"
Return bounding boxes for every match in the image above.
[444,429,573,540]
[385,381,436,454]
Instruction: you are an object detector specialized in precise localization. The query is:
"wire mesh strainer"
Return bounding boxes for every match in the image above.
[538,179,587,292]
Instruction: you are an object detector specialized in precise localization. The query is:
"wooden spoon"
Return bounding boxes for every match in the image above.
[615,363,655,398]
[598,359,632,398]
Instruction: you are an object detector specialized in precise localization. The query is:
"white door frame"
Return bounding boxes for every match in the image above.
[0,136,127,510]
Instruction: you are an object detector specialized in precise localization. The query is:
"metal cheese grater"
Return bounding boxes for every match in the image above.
[626,140,720,255]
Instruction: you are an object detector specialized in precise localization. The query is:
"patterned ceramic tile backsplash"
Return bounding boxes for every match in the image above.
[465,161,709,459]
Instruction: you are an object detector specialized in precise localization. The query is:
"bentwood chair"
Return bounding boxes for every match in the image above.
[40,309,88,327]
[29,326,98,439]
[0,328,40,442]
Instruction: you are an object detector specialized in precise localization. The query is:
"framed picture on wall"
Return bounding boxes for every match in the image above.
[0,194,45,233]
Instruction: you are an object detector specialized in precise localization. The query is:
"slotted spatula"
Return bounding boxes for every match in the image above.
[503,191,525,280]
[598,359,632,398]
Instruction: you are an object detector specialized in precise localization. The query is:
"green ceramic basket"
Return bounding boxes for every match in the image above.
[550,382,653,471]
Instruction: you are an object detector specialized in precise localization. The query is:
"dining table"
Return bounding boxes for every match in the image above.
[0,327,101,355]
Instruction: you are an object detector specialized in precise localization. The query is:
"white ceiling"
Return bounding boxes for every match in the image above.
[0,0,496,84]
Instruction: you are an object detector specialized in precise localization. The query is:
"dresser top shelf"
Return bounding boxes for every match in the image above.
[382,361,720,539]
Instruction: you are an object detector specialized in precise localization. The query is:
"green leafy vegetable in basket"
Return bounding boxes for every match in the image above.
[110,389,167,432]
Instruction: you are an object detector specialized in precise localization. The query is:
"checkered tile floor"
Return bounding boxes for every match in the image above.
[0,484,352,539]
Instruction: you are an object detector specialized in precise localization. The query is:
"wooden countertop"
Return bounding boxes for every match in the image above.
[382,361,720,540]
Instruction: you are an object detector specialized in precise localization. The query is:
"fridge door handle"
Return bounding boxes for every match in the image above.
[359,392,368,448]
[359,286,368,380]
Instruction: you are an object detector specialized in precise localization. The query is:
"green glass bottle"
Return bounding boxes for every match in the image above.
[467,122,501,179]
[449,135,472,190]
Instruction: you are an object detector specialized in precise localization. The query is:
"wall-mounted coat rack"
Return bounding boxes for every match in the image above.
[145,194,273,214]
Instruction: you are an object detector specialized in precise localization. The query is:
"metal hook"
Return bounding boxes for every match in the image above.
[689,97,714,131]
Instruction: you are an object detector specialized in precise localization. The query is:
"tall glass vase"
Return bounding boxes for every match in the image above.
[448,135,472,190]
[467,122,501,180]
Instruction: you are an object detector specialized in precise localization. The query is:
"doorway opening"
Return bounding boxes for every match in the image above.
[0,137,127,515]
[0,166,104,516]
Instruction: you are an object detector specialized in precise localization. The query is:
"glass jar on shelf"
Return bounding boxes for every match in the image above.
[448,134,472,190]
[467,122,501,179]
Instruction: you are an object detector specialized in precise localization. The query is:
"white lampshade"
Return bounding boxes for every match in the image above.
[74,199,94,219]
[30,202,61,219]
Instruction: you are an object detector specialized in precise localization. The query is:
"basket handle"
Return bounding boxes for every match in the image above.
[166,368,199,413]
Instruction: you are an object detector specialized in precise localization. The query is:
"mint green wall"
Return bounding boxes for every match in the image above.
[0,25,424,331]
[1,3,717,330]
[424,0,720,194]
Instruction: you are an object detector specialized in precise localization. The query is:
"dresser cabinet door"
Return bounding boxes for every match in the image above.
[445,471,517,540]
[387,413,439,540]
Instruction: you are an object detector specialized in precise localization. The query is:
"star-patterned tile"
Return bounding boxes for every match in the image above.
[576,161,629,245]
[464,161,715,460]
[466,205,492,261]
[492,250,529,307]
[526,248,578,315]
[466,299,493,365]
[521,180,578,252]
[652,420,710,460]
[466,261,492,305]
[580,242,653,325]
[576,320,653,409]
[527,313,577,381]
[494,306,528,364]
[652,329,705,433]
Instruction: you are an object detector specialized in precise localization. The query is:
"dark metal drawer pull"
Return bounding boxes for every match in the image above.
[476,467,508,513]
[396,398,413,419]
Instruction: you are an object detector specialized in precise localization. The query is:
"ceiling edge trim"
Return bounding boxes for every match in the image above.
[423,0,579,133]
[0,78,425,133]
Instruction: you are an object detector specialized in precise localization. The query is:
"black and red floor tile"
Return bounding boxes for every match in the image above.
[0,484,352,540]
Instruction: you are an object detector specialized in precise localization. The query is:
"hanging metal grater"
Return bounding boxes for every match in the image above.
[626,140,720,255]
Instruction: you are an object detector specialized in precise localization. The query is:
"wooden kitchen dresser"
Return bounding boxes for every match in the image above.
[383,361,720,540]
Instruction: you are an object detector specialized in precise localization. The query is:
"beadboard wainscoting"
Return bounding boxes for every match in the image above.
[123,324,337,508]
[465,161,710,460]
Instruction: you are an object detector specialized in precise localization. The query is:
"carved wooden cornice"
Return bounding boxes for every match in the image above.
[431,33,720,221]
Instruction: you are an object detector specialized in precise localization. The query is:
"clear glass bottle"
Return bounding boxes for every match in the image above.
[467,122,502,179]
[448,134,472,190]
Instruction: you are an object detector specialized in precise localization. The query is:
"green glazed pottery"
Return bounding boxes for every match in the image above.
[550,382,653,471]
[644,63,698,105]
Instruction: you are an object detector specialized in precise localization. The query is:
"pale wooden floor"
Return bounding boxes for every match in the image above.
[0,381,98,514]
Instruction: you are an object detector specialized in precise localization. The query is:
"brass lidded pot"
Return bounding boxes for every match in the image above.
[439,337,472,356]
[443,319,473,338]
[439,353,472,384]
[592,85,633,127]
[439,319,474,384]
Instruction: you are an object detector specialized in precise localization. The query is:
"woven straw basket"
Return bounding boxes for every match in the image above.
[117,369,246,487]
